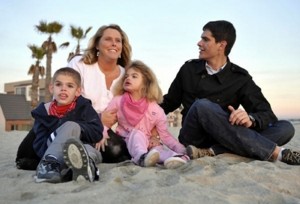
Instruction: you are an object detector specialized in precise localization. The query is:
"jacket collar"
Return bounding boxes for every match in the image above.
[196,58,233,84]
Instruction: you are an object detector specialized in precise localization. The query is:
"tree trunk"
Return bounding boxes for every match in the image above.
[76,43,80,55]
[31,63,40,109]
[44,50,52,102]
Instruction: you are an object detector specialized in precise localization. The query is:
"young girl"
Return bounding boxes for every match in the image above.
[96,60,189,169]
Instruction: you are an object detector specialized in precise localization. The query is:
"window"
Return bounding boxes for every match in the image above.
[15,87,26,95]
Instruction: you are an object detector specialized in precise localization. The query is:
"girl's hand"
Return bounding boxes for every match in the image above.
[148,127,161,149]
[95,135,110,151]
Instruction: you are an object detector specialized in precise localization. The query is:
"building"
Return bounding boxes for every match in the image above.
[0,79,46,131]
[4,79,46,102]
[0,94,32,131]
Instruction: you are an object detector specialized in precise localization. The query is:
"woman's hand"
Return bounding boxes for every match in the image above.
[101,109,117,128]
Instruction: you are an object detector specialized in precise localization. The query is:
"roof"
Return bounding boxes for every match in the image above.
[0,94,32,120]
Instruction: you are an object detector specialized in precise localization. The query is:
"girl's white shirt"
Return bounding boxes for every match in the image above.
[67,56,125,114]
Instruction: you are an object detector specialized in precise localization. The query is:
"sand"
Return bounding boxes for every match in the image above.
[1,124,300,204]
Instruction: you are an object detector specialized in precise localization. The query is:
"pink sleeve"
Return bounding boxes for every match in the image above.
[102,96,121,137]
[105,96,120,111]
[154,105,186,154]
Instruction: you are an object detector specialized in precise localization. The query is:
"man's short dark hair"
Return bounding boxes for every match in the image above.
[203,20,236,56]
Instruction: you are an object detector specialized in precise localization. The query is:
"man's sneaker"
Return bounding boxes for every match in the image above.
[281,149,300,165]
[63,138,99,182]
[186,145,214,160]
[164,157,187,169]
[35,154,61,183]
[138,149,160,167]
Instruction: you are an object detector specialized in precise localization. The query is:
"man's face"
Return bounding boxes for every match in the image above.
[197,30,223,61]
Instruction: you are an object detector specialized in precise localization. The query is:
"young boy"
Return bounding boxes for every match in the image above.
[32,67,103,183]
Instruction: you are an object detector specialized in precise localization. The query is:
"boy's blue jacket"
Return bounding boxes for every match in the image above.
[31,95,103,158]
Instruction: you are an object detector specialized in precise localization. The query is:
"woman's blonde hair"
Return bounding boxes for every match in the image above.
[114,60,163,103]
[82,24,132,67]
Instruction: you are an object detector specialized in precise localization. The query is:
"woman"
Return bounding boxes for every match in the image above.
[16,24,135,169]
[68,24,131,117]
[67,24,133,162]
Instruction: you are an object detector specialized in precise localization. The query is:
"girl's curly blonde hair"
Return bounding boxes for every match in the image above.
[114,60,163,103]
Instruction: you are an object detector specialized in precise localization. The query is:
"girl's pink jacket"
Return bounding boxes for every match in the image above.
[104,95,186,154]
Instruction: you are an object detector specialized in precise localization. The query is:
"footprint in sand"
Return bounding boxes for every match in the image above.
[156,171,180,187]
[20,192,37,201]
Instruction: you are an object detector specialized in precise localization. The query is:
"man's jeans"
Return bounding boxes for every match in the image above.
[179,99,295,160]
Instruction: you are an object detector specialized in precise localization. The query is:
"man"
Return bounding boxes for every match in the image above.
[160,20,299,165]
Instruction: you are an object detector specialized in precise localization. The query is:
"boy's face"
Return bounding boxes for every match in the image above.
[49,74,81,106]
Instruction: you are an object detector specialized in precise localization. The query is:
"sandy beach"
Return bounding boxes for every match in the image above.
[1,123,299,204]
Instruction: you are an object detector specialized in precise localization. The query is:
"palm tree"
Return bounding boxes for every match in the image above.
[28,45,46,109]
[68,25,92,61]
[68,25,93,61]
[35,20,69,102]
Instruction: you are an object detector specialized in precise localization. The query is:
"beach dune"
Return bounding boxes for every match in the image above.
[0,124,299,204]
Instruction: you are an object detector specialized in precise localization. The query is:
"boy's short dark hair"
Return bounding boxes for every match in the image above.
[203,20,236,56]
[52,67,81,87]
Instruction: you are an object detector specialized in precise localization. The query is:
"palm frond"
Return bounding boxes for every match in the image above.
[84,26,93,37]
[27,64,35,75]
[48,21,63,33]
[35,20,48,33]
[36,20,63,34]
[70,25,84,39]
[28,44,46,60]
[60,42,70,49]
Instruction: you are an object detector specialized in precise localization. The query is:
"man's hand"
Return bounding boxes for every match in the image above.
[228,105,252,128]
[101,109,117,128]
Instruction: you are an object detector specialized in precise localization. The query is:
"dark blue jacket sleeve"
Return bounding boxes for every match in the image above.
[60,96,103,144]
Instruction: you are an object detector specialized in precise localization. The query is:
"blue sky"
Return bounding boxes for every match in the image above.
[0,0,299,119]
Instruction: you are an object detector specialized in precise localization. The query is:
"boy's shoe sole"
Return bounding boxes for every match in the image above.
[63,138,95,182]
